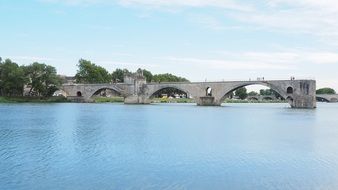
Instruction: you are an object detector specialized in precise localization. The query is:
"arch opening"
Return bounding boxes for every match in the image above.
[220,83,287,105]
[91,88,124,103]
[149,87,192,103]
[287,87,293,94]
[206,87,212,96]
[247,97,259,101]
[53,89,68,97]
[262,97,273,101]
[77,91,82,97]
[316,97,329,102]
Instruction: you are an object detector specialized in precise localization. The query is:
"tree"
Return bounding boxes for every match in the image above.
[0,57,2,94]
[112,68,125,82]
[142,69,153,83]
[260,89,273,96]
[75,59,111,83]
[0,59,26,96]
[235,87,247,100]
[152,73,189,83]
[23,62,61,97]
[248,91,258,96]
[316,88,336,94]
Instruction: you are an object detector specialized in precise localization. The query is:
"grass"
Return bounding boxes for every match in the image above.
[93,96,125,103]
[151,98,195,103]
[0,96,70,103]
[151,98,286,104]
[224,99,287,103]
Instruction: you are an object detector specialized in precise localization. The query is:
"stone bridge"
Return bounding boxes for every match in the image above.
[61,78,316,108]
[316,94,338,102]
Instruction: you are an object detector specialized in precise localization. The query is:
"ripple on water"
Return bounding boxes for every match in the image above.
[1,103,338,190]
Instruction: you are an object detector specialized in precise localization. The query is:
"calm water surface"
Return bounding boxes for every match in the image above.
[1,103,338,190]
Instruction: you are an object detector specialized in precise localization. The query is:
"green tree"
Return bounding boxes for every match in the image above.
[153,73,189,83]
[235,87,248,100]
[0,58,2,95]
[248,91,258,96]
[316,88,336,94]
[23,62,61,97]
[75,59,111,83]
[0,59,26,96]
[260,89,272,95]
[112,68,125,82]
[142,69,153,83]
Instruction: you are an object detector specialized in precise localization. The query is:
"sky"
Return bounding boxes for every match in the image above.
[1,0,338,90]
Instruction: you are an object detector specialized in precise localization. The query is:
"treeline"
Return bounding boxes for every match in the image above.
[316,88,336,94]
[75,59,189,83]
[0,58,189,97]
[0,58,60,97]
[233,88,282,100]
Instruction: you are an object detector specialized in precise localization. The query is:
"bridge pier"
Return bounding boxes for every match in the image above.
[289,95,316,109]
[197,96,221,106]
[124,95,150,104]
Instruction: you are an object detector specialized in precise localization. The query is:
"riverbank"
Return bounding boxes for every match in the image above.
[93,97,124,103]
[0,96,69,103]
[151,98,195,103]
[224,99,287,103]
[152,98,286,103]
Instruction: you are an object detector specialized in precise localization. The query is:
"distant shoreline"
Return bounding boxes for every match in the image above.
[0,96,70,103]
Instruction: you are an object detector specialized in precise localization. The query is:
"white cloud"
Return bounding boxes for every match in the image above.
[118,0,338,46]
[40,0,252,11]
[118,0,252,11]
[40,0,338,45]
[218,51,338,65]
[39,0,97,5]
[268,0,338,12]
[8,56,54,63]
[160,49,338,72]
[96,60,159,68]
[228,1,338,45]
[161,56,295,71]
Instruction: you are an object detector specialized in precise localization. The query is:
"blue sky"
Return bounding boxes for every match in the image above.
[1,0,338,90]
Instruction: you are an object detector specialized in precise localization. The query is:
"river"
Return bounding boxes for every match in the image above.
[1,103,338,190]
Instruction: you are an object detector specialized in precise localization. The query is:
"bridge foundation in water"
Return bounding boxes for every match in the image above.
[197,96,219,106]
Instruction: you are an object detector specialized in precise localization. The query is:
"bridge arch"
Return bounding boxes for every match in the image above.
[53,88,69,97]
[248,97,259,101]
[206,87,212,96]
[83,86,126,102]
[219,81,290,105]
[316,96,330,102]
[146,85,196,102]
[262,96,273,101]
[90,87,123,98]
